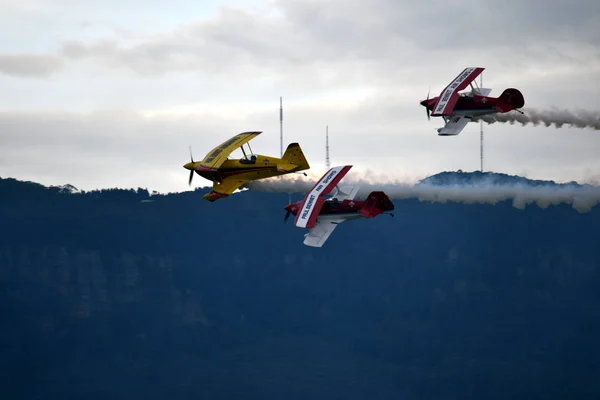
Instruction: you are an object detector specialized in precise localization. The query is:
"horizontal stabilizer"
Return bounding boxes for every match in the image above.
[277,162,297,172]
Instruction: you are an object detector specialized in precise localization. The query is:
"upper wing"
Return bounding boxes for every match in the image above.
[437,115,471,136]
[303,218,345,248]
[431,67,484,116]
[294,165,353,229]
[200,131,261,169]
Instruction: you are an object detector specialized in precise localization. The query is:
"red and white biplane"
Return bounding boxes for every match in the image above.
[283,165,395,247]
[420,67,525,136]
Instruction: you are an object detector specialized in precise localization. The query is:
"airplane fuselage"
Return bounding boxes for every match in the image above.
[285,198,367,221]
[421,95,499,115]
[420,88,525,118]
[188,154,299,183]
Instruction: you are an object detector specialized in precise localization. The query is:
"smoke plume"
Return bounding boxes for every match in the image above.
[471,108,600,130]
[244,173,600,213]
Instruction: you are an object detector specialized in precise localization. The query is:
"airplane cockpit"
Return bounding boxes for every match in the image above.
[327,197,340,207]
[238,143,258,164]
[239,154,257,164]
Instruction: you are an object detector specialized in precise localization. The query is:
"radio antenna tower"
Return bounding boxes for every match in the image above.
[325,125,331,169]
[480,73,484,172]
[279,96,283,157]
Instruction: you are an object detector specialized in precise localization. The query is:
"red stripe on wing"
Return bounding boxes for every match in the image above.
[320,165,353,196]
[431,67,484,116]
[305,196,325,229]
[293,165,353,228]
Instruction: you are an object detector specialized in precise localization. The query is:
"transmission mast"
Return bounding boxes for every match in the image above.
[325,125,331,170]
[480,73,484,172]
[279,96,283,157]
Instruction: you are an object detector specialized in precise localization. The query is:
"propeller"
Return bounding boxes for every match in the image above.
[188,146,194,186]
[425,87,431,121]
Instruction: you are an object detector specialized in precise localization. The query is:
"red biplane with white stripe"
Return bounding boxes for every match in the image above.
[420,67,525,136]
[283,165,395,247]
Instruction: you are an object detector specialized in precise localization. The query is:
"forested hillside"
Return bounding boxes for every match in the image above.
[1,173,599,399]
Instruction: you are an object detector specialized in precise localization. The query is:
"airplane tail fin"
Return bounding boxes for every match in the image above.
[277,143,310,172]
[360,191,395,218]
[496,88,525,112]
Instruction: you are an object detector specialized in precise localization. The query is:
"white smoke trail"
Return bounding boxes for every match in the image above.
[244,173,600,213]
[471,108,600,130]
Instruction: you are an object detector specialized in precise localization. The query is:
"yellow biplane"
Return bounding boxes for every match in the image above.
[183,131,310,201]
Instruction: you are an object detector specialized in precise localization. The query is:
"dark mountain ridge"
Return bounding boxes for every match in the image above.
[418,169,588,187]
[1,172,599,399]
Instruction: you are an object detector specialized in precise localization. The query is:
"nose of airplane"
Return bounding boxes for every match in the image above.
[420,99,428,107]
[183,162,194,170]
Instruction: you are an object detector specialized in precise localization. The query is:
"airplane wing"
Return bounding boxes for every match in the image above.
[203,177,248,201]
[294,165,353,229]
[303,217,346,247]
[199,131,262,170]
[431,67,484,116]
[437,115,471,136]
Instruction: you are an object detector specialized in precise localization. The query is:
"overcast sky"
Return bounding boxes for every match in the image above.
[1,0,599,193]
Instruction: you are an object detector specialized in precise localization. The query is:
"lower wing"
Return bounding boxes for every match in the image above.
[437,115,470,136]
[303,218,345,247]
[203,178,248,201]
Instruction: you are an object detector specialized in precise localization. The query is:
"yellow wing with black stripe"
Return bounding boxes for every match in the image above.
[200,131,262,169]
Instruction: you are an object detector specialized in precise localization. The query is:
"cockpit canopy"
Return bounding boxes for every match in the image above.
[239,154,257,164]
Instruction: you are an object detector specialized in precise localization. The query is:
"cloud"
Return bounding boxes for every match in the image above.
[2,1,599,99]
[41,0,598,81]
[0,54,64,77]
